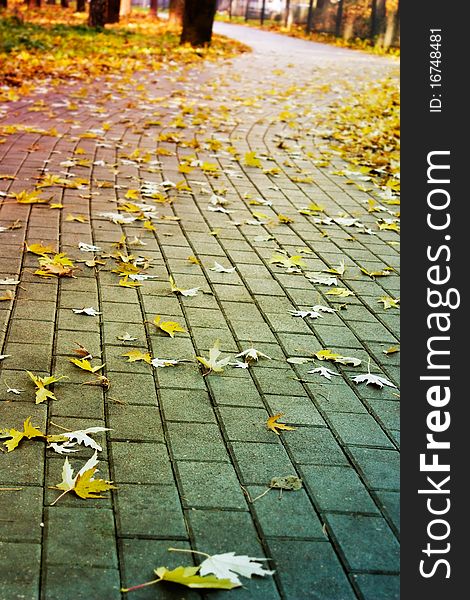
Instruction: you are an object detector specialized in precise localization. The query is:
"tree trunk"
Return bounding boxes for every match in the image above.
[76,0,86,11]
[61,0,69,7]
[107,0,120,22]
[120,0,131,16]
[383,0,399,49]
[283,0,290,28]
[312,0,328,32]
[305,0,314,33]
[150,0,158,17]
[169,0,184,26]
[180,0,216,46]
[370,0,386,39]
[88,0,107,27]
[335,0,344,37]
[47,0,56,5]
[0,0,7,9]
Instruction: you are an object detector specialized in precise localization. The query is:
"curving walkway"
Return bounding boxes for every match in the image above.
[0,23,399,600]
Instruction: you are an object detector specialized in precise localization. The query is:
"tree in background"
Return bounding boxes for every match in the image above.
[76,0,86,11]
[89,0,107,27]
[107,0,121,23]
[150,0,158,17]
[181,0,217,46]
[169,0,184,26]
[0,0,6,9]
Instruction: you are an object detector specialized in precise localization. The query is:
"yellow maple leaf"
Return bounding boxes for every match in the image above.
[13,190,49,204]
[0,290,14,301]
[125,189,140,200]
[244,152,262,168]
[278,214,294,224]
[69,358,105,373]
[27,371,67,404]
[74,468,116,499]
[65,214,88,223]
[152,316,186,338]
[122,350,152,364]
[119,276,142,288]
[3,417,45,452]
[266,413,296,435]
[25,243,55,256]
[50,453,115,504]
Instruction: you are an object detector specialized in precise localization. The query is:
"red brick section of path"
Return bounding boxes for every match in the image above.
[1,23,399,600]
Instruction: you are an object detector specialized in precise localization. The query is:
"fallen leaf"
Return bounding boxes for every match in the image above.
[266,413,296,435]
[360,266,393,278]
[151,358,182,368]
[378,296,400,309]
[117,333,138,342]
[352,372,397,389]
[69,358,105,374]
[209,262,236,273]
[236,348,271,362]
[270,476,303,491]
[152,316,186,338]
[72,307,101,316]
[308,367,340,380]
[26,243,55,255]
[2,417,46,452]
[122,349,152,364]
[65,214,88,223]
[199,553,274,586]
[50,452,116,503]
[47,426,110,454]
[325,287,354,297]
[169,276,199,297]
[26,371,67,404]
[79,242,102,252]
[383,346,400,355]
[122,566,238,593]
[0,290,14,301]
[306,273,337,286]
[196,341,231,374]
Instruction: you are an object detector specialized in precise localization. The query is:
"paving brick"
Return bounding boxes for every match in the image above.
[44,507,118,568]
[301,465,379,514]
[326,513,399,572]
[0,542,41,600]
[352,573,400,600]
[231,441,295,483]
[111,442,174,484]
[119,539,199,600]
[327,412,394,449]
[0,486,43,543]
[176,461,247,509]
[267,539,356,600]
[42,565,121,600]
[167,422,229,462]
[159,388,216,422]
[115,484,187,537]
[347,447,399,490]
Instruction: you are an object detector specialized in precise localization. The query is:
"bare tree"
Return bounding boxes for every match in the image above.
[180,0,217,46]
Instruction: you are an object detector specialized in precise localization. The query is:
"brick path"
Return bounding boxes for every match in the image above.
[0,23,399,600]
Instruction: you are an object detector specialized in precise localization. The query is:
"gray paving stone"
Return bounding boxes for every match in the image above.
[325,513,399,572]
[115,484,187,538]
[176,461,247,509]
[44,507,118,567]
[268,539,357,600]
